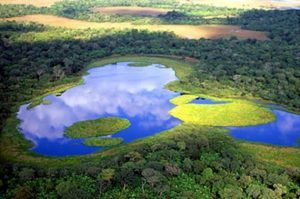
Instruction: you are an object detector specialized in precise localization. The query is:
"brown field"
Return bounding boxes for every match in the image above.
[0,0,61,7]
[1,14,268,40]
[180,0,300,9]
[92,6,171,16]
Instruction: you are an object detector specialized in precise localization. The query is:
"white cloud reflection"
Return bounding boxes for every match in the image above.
[17,63,179,143]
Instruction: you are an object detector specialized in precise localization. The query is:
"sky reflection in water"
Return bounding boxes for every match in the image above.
[17,62,181,156]
[229,110,300,146]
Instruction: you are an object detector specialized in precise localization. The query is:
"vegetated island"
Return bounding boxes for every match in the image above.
[65,117,130,138]
[169,96,275,126]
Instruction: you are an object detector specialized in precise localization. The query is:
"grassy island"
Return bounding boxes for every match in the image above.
[170,99,275,126]
[65,117,130,138]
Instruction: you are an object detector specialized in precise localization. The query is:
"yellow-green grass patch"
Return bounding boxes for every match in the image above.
[169,100,275,126]
[240,142,300,168]
[1,14,268,40]
[65,117,130,138]
[83,137,123,147]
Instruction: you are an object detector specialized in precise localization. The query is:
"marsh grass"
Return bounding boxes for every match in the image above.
[170,100,275,126]
[83,137,123,147]
[65,117,130,138]
[240,142,300,168]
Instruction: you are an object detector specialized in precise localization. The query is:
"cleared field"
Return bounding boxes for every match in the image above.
[1,14,268,40]
[0,0,61,7]
[179,0,300,9]
[92,6,170,16]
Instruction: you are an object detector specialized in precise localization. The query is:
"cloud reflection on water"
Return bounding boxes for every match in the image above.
[230,110,300,146]
[17,63,180,156]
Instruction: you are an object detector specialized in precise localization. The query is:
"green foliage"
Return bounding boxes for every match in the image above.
[55,175,96,199]
[98,168,115,181]
[18,168,35,182]
[1,124,300,198]
[65,117,130,138]
[0,4,47,18]
[83,137,123,146]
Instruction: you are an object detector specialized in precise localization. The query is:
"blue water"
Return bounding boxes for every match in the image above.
[229,109,300,147]
[17,62,181,156]
[190,98,225,105]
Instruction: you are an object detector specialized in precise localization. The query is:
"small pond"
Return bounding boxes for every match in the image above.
[17,62,181,156]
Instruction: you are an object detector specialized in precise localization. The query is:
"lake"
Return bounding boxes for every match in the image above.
[17,62,300,156]
[17,62,181,156]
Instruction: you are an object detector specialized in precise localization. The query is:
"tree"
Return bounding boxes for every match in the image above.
[52,65,65,81]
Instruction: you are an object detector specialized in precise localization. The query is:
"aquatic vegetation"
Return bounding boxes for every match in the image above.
[83,137,123,147]
[241,143,300,168]
[170,100,275,126]
[170,94,198,105]
[65,117,130,138]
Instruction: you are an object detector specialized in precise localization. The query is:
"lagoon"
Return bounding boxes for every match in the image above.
[17,62,180,156]
[17,61,300,157]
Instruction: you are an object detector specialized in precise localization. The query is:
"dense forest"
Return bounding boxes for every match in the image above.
[0,1,300,198]
[1,126,300,198]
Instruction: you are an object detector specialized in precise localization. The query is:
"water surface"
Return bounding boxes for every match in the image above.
[229,109,300,147]
[18,62,180,156]
[190,98,225,105]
